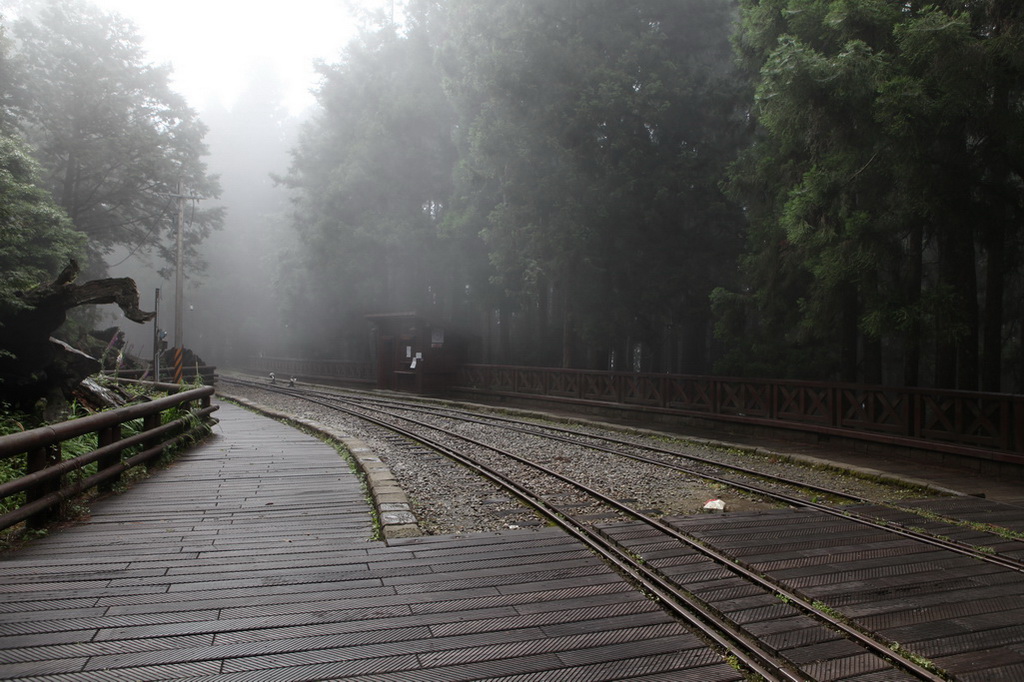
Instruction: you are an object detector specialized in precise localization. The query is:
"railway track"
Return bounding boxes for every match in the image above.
[222,376,1024,569]
[348,391,1024,573]
[223,376,1012,680]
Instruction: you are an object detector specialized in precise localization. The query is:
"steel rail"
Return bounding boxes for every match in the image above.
[437,409,1024,574]
[275,391,806,681]
[222,378,946,681]
[330,393,947,682]
[313,386,1024,573]
[333,390,873,502]
[224,376,1024,568]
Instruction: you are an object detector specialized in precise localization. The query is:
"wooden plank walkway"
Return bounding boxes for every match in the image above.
[0,402,740,681]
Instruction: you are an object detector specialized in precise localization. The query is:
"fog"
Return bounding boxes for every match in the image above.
[9,0,1022,390]
[85,0,394,115]
[108,64,300,368]
[93,0,407,370]
[105,0,748,376]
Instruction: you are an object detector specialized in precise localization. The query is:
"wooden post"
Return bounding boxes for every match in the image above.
[142,412,162,461]
[25,444,61,529]
[98,424,122,492]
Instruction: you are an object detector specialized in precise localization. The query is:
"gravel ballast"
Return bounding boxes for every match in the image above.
[218,382,944,537]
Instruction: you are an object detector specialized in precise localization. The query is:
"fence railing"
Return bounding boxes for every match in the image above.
[246,357,375,385]
[453,365,1024,464]
[0,385,218,532]
[103,366,217,385]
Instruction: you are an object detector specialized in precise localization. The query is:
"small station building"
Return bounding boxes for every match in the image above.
[366,313,462,394]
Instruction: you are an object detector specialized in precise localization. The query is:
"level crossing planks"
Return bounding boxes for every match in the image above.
[658,506,1024,681]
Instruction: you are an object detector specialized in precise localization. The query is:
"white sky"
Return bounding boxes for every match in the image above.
[88,0,393,115]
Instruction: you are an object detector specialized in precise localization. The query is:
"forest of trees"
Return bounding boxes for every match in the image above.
[2,0,1023,393]
[719,0,1024,392]
[0,0,220,301]
[281,0,1024,392]
[283,0,749,374]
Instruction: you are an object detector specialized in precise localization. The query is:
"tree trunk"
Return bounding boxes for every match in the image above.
[863,335,882,385]
[904,221,923,387]
[0,261,154,416]
[681,305,710,375]
[60,147,80,221]
[934,234,979,391]
[533,280,549,365]
[980,71,1015,393]
[934,125,979,391]
[861,268,882,384]
[498,305,511,364]
[561,311,574,368]
[839,282,859,382]
[982,223,1006,392]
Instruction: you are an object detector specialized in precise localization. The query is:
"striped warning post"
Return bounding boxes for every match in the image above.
[172,346,184,384]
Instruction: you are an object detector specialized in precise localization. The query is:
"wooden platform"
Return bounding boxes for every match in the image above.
[0,403,739,681]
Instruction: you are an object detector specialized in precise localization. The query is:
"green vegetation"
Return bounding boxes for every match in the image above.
[280,0,745,371]
[3,0,1023,391]
[0,407,30,516]
[0,133,84,318]
[0,1,220,415]
[895,503,1024,544]
[889,641,945,677]
[811,599,843,619]
[716,0,1024,389]
[2,0,221,279]
[272,0,1024,391]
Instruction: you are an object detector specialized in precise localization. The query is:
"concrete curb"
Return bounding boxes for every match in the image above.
[216,392,422,541]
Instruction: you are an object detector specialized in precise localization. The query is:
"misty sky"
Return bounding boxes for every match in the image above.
[90,0,398,114]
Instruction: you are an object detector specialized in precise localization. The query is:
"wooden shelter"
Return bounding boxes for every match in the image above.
[366,313,461,393]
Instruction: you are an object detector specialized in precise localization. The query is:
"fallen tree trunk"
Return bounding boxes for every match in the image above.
[0,261,154,421]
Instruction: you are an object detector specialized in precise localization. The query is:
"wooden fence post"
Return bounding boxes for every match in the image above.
[143,413,162,458]
[25,444,61,530]
[98,425,123,493]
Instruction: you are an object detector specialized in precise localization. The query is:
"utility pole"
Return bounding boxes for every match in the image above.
[159,181,204,353]
[152,288,161,380]
[174,181,186,349]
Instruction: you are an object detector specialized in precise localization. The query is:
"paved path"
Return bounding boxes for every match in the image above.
[0,402,739,681]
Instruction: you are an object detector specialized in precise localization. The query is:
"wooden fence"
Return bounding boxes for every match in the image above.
[0,385,218,532]
[246,357,375,385]
[453,365,1024,465]
[233,358,1024,465]
[104,365,217,385]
